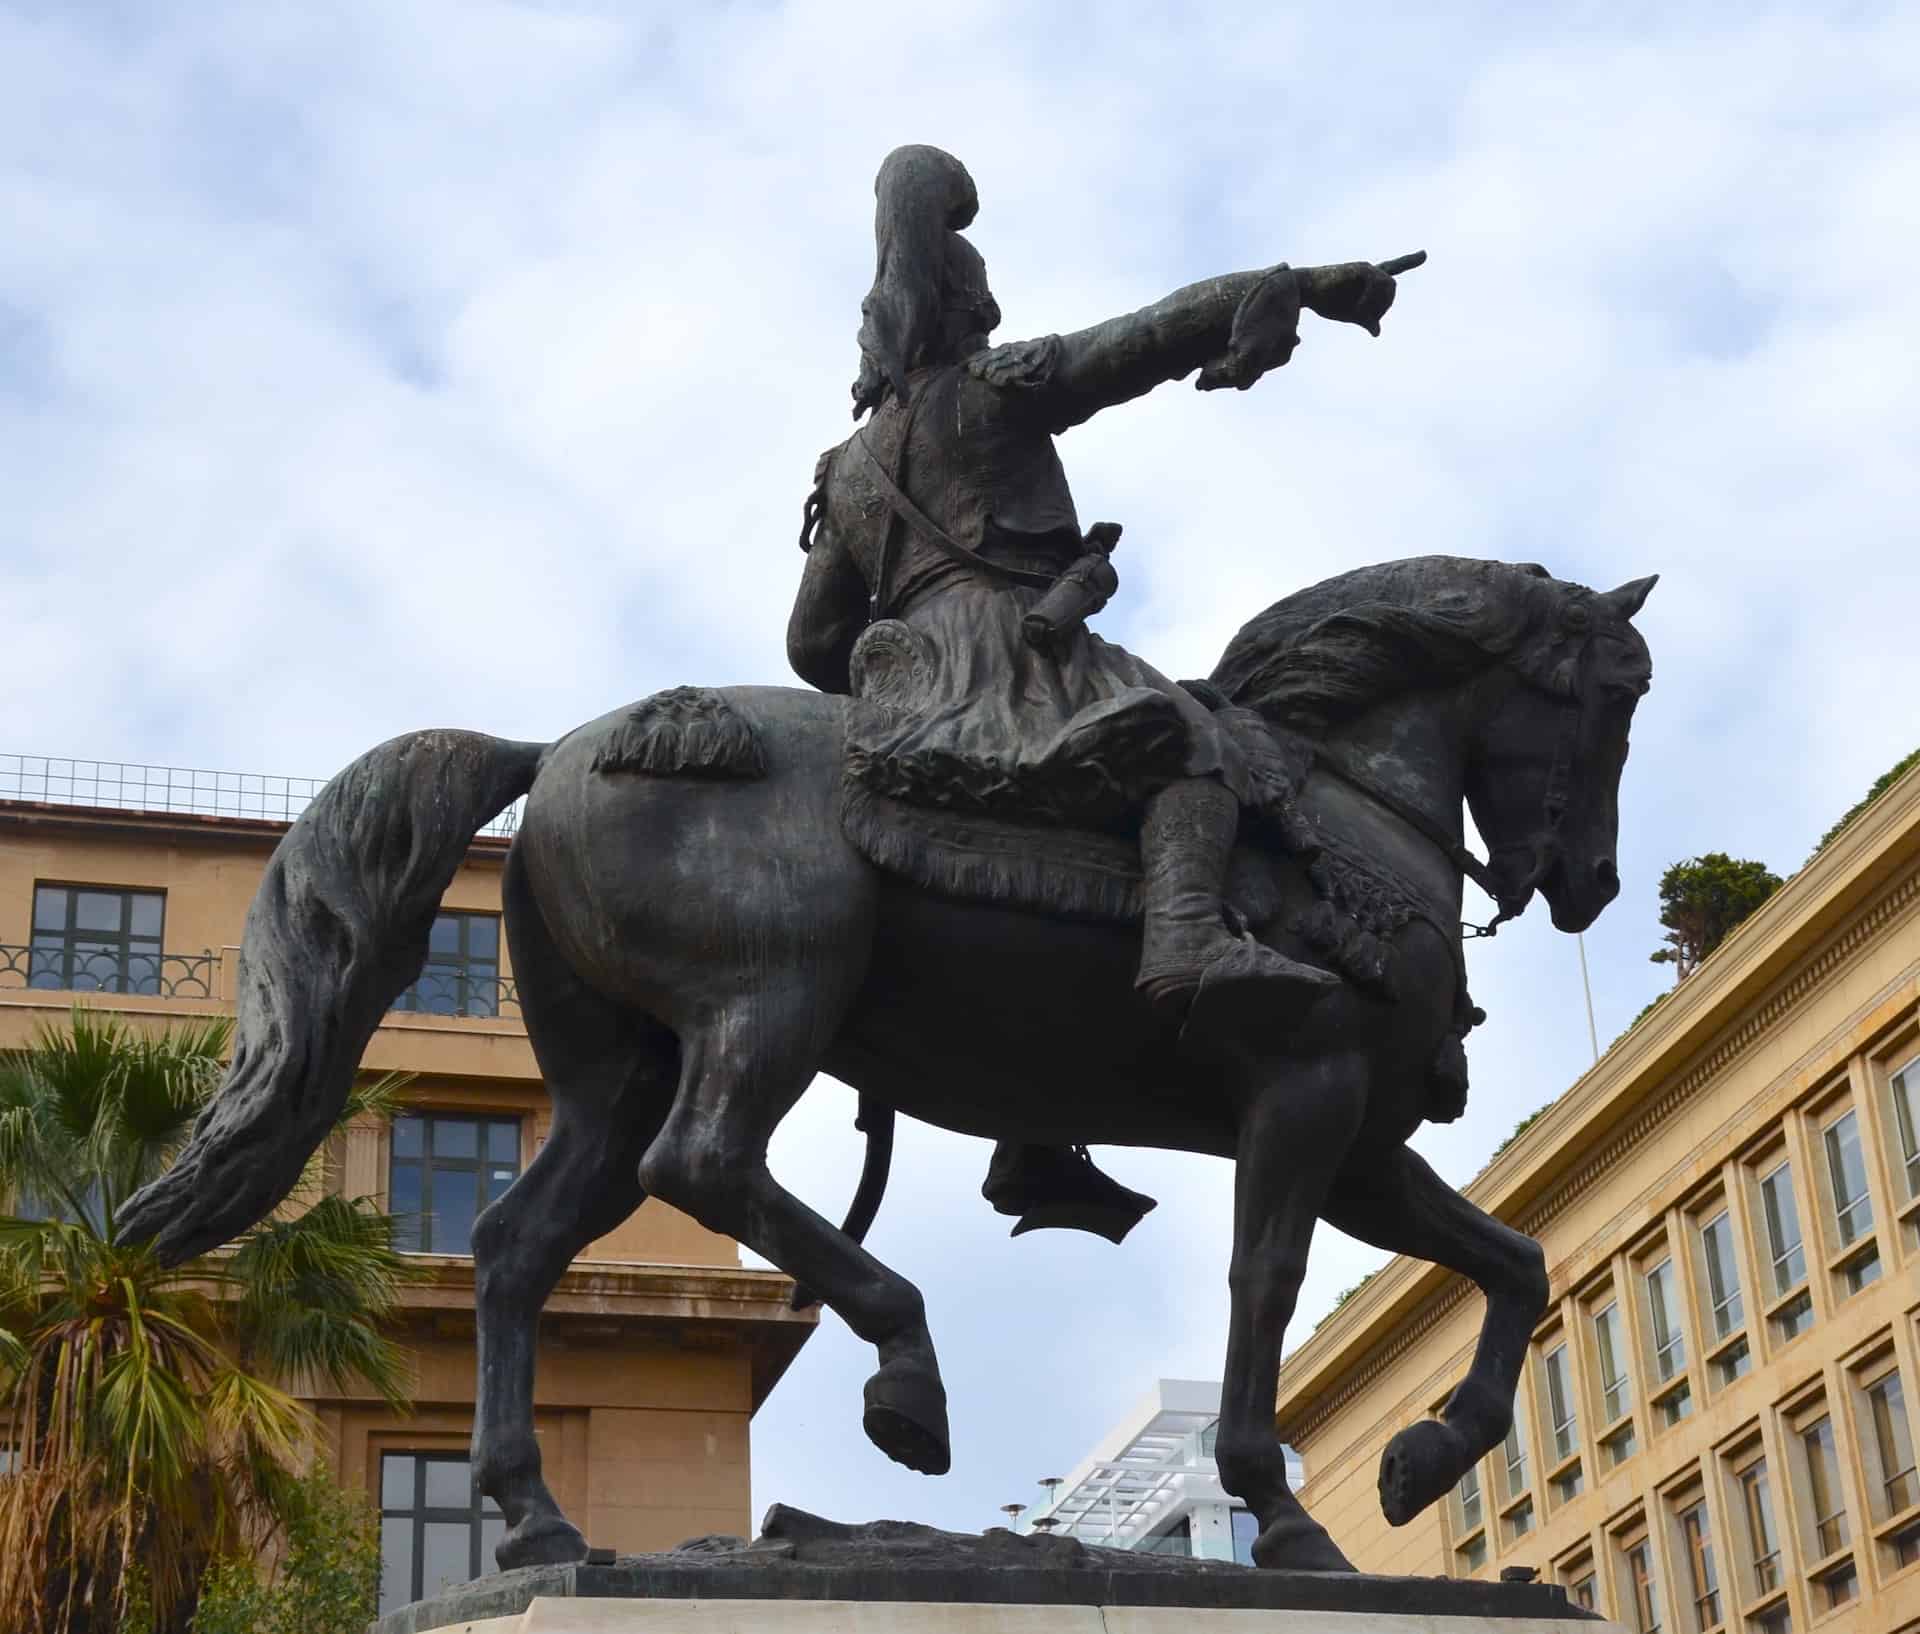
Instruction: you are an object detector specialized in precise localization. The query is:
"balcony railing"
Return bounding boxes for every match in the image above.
[4,945,521,1020]
[390,971,522,1021]
[0,753,522,838]
[0,944,217,999]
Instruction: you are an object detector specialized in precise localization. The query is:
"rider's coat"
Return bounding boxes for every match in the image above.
[795,279,1283,827]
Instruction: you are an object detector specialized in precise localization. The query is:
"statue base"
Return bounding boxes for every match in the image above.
[373,1508,1606,1634]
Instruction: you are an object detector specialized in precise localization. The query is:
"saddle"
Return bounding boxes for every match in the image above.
[839,625,1441,1003]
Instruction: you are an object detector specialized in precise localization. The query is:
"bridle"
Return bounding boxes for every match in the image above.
[1310,656,1588,942]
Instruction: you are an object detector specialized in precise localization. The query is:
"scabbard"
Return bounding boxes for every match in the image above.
[1021,549,1121,655]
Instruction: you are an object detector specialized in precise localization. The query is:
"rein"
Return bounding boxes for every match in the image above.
[1309,682,1583,941]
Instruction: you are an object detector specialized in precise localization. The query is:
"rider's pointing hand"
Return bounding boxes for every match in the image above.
[1306,251,1426,337]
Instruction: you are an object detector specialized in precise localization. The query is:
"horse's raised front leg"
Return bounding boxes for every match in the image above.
[638,988,950,1476]
[1320,1143,1549,1527]
[1215,1052,1366,1572]
[471,848,674,1569]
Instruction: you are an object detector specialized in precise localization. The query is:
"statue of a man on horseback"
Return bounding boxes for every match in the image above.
[118,142,1659,1585]
[791,145,1424,1235]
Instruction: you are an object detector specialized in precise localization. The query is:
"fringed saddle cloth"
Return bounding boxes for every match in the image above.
[840,703,1455,1010]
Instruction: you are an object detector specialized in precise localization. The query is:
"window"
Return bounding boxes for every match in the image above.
[378,1452,504,1617]
[1749,1606,1790,1634]
[1646,1260,1687,1383]
[1456,1465,1484,1534]
[1892,1059,1920,1200]
[1840,1244,1881,1295]
[1892,1516,1920,1569]
[390,1114,520,1255]
[1457,1532,1488,1574]
[1596,1302,1633,1422]
[1759,1163,1805,1295]
[1229,1507,1258,1566]
[1738,1458,1782,1597]
[1661,1382,1695,1428]
[393,912,503,1018]
[1715,1338,1752,1389]
[1506,1498,1535,1541]
[1503,1412,1530,1501]
[1680,1500,1722,1631]
[1700,1212,1744,1341]
[1545,1343,1579,1462]
[1554,1464,1586,1504]
[1626,1538,1664,1634]
[1570,1573,1597,1612]
[28,884,164,995]
[1800,1416,1848,1558]
[1773,1292,1814,1343]
[1816,1561,1856,1610]
[1823,1111,1872,1247]
[1606,1423,1641,1467]
[1865,1368,1917,1516]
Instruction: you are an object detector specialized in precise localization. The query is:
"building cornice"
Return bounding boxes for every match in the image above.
[0,799,509,858]
[396,1258,816,1410]
[1276,764,1920,1445]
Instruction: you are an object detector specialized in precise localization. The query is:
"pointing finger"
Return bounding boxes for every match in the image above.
[1376,251,1427,277]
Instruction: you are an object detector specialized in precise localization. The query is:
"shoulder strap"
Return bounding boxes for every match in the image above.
[851,410,1055,595]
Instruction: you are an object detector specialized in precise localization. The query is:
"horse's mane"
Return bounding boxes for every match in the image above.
[1209,556,1567,731]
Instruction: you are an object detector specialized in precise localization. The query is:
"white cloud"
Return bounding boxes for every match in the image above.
[3,0,1916,1548]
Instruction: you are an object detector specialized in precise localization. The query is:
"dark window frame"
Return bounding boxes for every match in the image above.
[28,881,166,995]
[389,1113,521,1256]
[392,911,503,1019]
[377,1451,503,1615]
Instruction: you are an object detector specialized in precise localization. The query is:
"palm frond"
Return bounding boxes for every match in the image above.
[228,1196,417,1406]
[341,1071,414,1124]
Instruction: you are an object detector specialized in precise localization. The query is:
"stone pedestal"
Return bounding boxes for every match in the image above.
[403,1601,1622,1634]
[372,1509,1609,1634]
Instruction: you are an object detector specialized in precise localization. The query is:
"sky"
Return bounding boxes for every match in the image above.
[4,0,1918,1551]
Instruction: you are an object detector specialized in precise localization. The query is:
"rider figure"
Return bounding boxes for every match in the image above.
[788,146,1410,1235]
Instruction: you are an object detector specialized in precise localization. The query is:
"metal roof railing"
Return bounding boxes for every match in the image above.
[0,753,522,838]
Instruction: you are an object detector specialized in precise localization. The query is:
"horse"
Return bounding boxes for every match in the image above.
[119,554,1654,1576]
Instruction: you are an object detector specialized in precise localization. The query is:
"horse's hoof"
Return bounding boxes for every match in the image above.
[1378,1418,1462,1527]
[1252,1515,1355,1572]
[863,1364,951,1475]
[494,1512,589,1570]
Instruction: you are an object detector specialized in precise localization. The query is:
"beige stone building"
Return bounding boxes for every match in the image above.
[0,754,815,1616]
[1276,762,1920,1634]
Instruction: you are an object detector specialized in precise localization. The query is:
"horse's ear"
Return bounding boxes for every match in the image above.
[1602,574,1658,620]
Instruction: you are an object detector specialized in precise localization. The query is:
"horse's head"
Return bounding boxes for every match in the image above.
[1467,574,1656,934]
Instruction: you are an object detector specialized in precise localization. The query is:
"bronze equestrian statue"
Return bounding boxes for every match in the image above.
[122,144,1655,1578]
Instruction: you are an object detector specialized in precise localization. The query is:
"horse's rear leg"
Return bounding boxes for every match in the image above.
[473,847,674,1569]
[1216,1053,1366,1571]
[639,992,949,1476]
[1321,1144,1548,1527]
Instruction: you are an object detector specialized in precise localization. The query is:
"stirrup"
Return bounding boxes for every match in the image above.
[983,1147,1158,1245]
[1176,941,1338,1046]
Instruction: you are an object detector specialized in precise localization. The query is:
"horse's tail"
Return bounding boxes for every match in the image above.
[118,730,546,1264]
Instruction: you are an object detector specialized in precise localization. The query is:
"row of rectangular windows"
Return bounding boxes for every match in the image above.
[6,881,512,1018]
[1455,1351,1918,1630]
[1445,1043,1920,1624]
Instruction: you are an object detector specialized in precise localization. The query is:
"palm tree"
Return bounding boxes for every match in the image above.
[0,1008,415,1634]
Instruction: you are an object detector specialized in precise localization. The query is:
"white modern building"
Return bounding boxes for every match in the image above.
[1011,1379,1305,1564]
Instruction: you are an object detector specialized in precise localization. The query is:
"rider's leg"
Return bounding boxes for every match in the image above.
[1134,777,1337,1021]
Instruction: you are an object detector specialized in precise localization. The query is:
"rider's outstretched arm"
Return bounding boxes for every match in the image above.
[1021,258,1413,430]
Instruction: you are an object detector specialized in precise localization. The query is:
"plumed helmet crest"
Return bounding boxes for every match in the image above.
[853,145,991,416]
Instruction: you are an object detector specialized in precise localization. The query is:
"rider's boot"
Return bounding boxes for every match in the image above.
[981,1142,1158,1244]
[1134,777,1337,1037]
